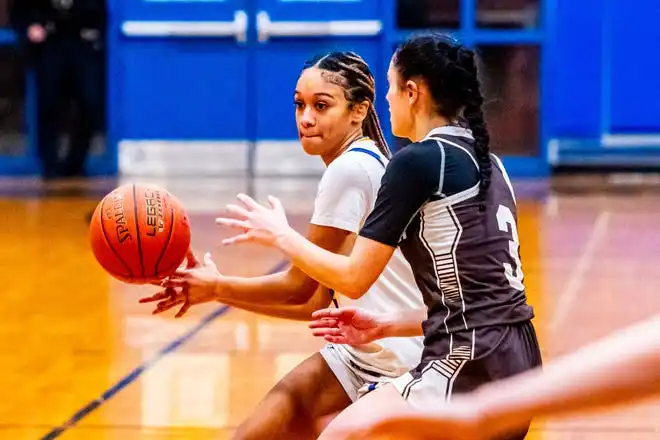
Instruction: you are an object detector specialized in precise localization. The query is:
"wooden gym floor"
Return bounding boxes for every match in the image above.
[1,173,660,440]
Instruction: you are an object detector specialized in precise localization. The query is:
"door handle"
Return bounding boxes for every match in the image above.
[122,10,249,43]
[256,11,382,42]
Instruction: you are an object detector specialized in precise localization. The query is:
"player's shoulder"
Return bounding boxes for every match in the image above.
[326,149,371,178]
[432,135,479,170]
[319,147,376,194]
[327,141,384,177]
[387,139,443,173]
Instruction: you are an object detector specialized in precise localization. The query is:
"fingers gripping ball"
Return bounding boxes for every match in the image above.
[89,183,191,284]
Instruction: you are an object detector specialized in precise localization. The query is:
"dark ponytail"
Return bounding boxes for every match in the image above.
[393,33,492,201]
[304,51,391,159]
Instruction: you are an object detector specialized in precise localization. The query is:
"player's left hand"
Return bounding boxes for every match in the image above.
[215,193,293,247]
[308,307,387,345]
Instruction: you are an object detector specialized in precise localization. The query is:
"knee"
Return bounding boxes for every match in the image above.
[270,380,314,416]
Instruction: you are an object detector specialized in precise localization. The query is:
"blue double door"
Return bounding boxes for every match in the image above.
[111,0,388,176]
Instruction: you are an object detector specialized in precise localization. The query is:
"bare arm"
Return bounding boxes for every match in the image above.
[473,314,660,438]
[381,308,427,337]
[148,224,353,318]
[274,231,395,299]
[216,223,355,305]
[220,285,333,321]
[377,314,660,440]
[162,158,388,318]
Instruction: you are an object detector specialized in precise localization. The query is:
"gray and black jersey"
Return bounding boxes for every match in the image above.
[360,125,534,360]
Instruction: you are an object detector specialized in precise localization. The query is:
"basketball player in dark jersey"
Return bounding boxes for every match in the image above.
[208,32,543,440]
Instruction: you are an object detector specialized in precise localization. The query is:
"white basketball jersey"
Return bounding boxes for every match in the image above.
[310,138,424,378]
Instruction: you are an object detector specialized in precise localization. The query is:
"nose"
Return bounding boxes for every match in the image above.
[300,107,315,128]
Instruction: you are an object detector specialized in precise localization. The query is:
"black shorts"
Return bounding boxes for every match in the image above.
[390,321,542,439]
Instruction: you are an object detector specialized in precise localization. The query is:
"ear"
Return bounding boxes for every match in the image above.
[350,100,370,125]
[406,80,420,106]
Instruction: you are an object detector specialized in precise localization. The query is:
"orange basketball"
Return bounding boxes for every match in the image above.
[89,183,191,284]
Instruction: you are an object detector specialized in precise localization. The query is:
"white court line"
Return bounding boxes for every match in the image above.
[549,210,611,332]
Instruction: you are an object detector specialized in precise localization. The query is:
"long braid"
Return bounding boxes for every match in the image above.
[363,109,390,159]
[458,48,492,204]
[310,52,391,159]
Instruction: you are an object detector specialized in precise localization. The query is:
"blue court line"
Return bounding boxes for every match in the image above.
[41,260,289,440]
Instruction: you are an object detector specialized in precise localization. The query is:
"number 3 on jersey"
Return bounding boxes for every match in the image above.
[496,204,525,291]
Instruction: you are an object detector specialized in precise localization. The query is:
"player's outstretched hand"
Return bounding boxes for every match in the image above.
[139,251,221,318]
[308,306,387,345]
[215,193,292,247]
[139,245,202,305]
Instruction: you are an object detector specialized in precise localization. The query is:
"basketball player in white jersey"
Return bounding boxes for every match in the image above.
[140,51,425,439]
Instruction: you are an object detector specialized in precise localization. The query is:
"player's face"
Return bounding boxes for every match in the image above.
[386,60,415,140]
[294,67,362,157]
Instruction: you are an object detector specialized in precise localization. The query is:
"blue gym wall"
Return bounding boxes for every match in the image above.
[1,0,659,177]
[549,0,660,166]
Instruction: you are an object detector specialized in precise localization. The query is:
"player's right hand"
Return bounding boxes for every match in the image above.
[139,252,221,318]
[308,306,387,345]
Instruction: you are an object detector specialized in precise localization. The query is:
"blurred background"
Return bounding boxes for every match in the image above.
[1,0,658,179]
[1,1,660,439]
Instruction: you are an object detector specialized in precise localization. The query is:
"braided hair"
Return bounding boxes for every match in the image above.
[392,33,492,200]
[303,51,391,159]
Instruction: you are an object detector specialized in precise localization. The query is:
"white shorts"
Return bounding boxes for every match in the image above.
[319,343,410,402]
[389,359,465,408]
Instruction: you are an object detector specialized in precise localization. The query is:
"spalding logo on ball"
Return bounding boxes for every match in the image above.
[89,183,191,284]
